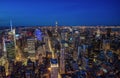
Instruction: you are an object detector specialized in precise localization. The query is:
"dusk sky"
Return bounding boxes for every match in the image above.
[0,0,120,26]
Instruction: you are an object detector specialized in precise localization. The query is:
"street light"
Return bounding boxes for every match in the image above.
[48,67,51,71]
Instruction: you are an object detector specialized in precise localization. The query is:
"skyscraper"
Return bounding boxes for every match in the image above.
[55,21,58,33]
[10,20,13,32]
[3,37,7,58]
[60,48,65,74]
[50,59,58,78]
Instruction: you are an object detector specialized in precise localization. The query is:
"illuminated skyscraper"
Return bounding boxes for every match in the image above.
[3,37,7,58]
[35,29,42,41]
[43,35,49,56]
[55,21,58,33]
[96,28,101,37]
[27,38,35,59]
[60,48,65,74]
[13,29,16,47]
[10,20,13,32]
[50,59,58,78]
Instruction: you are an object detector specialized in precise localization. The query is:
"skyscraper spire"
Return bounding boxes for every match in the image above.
[10,20,13,32]
[55,21,58,32]
[56,21,58,27]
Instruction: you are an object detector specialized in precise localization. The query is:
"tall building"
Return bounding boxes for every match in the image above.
[77,46,82,63]
[27,38,35,59]
[44,35,49,56]
[60,48,65,74]
[35,29,42,41]
[10,20,13,32]
[50,59,58,78]
[106,28,111,38]
[2,37,7,58]
[55,21,58,33]
[96,28,101,37]
[6,41,15,60]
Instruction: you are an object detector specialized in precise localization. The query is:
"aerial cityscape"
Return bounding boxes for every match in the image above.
[0,0,120,78]
[0,23,120,78]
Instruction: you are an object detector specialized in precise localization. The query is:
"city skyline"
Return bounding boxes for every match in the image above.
[0,0,120,26]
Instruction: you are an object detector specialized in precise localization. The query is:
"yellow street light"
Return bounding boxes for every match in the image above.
[48,67,51,71]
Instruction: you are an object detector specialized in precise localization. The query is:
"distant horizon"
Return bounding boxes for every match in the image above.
[0,25,120,27]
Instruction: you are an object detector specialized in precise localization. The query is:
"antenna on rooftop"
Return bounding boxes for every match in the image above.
[55,21,58,32]
[10,20,13,32]
[56,21,58,27]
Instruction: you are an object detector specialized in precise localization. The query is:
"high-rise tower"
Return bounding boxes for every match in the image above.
[55,21,58,33]
[96,28,100,37]
[60,48,65,74]
[50,59,58,78]
[3,37,7,58]
[10,20,13,32]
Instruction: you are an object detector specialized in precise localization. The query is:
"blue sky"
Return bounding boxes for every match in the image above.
[0,0,120,26]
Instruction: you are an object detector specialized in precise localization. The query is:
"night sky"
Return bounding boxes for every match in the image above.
[0,0,120,26]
